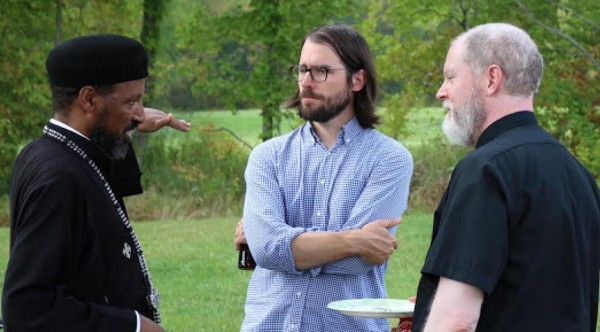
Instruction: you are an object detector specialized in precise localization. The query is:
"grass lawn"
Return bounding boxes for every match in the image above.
[173,107,446,150]
[173,109,300,147]
[0,211,433,331]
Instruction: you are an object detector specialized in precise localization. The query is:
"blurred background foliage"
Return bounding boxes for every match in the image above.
[0,0,598,224]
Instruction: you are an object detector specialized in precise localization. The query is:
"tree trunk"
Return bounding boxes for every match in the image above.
[136,0,169,165]
[141,0,168,107]
[55,0,62,44]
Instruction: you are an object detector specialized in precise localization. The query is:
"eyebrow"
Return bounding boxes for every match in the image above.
[298,63,336,68]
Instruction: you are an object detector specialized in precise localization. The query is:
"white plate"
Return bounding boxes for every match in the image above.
[327,298,414,318]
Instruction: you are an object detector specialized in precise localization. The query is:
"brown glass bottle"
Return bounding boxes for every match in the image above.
[238,243,256,270]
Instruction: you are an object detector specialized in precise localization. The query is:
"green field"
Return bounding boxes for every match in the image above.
[0,211,433,331]
[174,107,445,149]
[173,109,301,147]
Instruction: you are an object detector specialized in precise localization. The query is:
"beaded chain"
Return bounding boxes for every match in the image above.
[43,126,161,323]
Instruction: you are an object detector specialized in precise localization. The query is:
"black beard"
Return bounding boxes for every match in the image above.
[297,89,352,123]
[89,126,131,162]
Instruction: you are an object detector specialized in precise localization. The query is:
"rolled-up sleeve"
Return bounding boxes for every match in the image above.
[243,143,305,273]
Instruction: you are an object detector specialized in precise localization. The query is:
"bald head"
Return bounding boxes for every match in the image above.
[452,23,544,97]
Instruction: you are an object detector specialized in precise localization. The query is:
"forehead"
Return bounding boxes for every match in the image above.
[299,39,342,66]
[443,40,468,73]
[111,79,145,97]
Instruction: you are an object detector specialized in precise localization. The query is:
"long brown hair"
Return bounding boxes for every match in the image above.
[283,24,380,128]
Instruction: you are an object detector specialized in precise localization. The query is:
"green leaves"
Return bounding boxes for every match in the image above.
[1,0,598,193]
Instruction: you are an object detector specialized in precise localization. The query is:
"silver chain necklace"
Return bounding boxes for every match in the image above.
[43,125,161,323]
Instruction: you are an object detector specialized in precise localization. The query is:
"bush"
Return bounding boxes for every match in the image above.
[381,106,468,212]
[404,133,468,211]
[0,194,9,227]
[125,124,249,221]
[536,106,600,180]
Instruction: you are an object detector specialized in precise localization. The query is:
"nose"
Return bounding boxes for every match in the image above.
[133,101,145,124]
[435,82,447,100]
[299,72,315,88]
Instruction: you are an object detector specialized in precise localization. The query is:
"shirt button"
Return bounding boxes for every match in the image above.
[296,291,302,297]
[291,323,297,329]
[316,211,321,217]
[320,179,325,185]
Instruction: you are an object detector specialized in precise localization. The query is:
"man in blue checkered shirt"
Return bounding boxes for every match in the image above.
[235,24,413,332]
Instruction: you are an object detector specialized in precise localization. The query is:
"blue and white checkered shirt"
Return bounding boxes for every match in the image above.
[241,117,413,332]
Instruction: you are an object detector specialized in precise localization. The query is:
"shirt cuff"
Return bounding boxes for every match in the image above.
[135,310,140,332]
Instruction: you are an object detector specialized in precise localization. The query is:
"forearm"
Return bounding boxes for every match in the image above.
[320,253,383,276]
[424,278,483,332]
[291,230,361,270]
[424,313,478,332]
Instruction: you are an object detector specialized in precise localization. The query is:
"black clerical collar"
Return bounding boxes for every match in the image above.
[476,111,538,148]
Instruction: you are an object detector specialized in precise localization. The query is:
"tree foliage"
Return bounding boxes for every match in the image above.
[142,0,170,106]
[359,0,599,175]
[1,1,56,193]
[0,1,145,193]
[1,0,598,196]
[151,0,365,139]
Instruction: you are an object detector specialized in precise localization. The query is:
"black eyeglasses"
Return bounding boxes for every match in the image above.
[289,65,347,83]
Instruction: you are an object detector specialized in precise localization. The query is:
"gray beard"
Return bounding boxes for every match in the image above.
[442,88,486,147]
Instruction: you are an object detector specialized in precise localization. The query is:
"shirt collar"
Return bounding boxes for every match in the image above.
[49,118,89,140]
[476,111,537,148]
[340,117,363,145]
[302,117,364,147]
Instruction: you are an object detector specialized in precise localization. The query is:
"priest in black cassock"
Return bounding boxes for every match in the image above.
[2,34,190,332]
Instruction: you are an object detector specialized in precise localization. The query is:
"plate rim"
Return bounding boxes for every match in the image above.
[327,298,414,318]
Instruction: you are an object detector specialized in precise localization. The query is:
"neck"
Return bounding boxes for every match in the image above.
[53,109,93,138]
[311,108,354,149]
[479,95,534,137]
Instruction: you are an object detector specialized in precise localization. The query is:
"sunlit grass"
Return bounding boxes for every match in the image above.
[172,107,446,149]
[0,212,433,331]
[1,210,599,330]
[173,109,300,147]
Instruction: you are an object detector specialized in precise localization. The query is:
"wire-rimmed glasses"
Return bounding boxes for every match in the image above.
[289,65,347,83]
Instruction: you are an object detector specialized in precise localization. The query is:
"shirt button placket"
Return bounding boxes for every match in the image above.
[289,291,303,331]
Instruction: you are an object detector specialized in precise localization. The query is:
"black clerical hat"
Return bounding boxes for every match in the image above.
[46,34,148,87]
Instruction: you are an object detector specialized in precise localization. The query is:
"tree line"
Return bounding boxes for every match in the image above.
[1,0,598,196]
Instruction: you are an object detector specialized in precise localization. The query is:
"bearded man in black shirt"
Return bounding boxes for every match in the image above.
[412,23,600,332]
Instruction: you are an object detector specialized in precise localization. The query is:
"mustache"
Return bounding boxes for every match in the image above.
[442,101,452,111]
[300,90,324,100]
[125,121,140,133]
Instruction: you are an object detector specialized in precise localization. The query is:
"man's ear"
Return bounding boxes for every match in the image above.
[485,65,503,96]
[78,86,100,114]
[351,69,366,92]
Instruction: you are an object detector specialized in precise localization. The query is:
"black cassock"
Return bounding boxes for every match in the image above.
[3,122,158,331]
